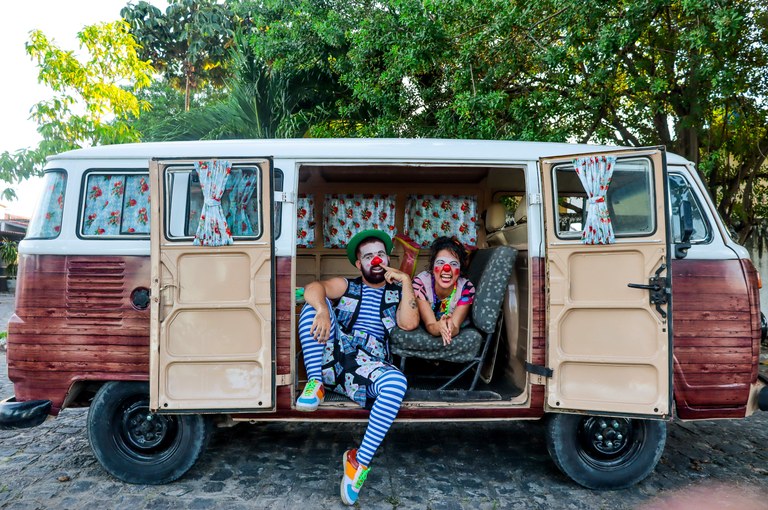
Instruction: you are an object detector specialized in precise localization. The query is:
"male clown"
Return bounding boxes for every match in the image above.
[295,230,418,505]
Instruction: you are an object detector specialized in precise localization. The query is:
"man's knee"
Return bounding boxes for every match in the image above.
[379,369,408,392]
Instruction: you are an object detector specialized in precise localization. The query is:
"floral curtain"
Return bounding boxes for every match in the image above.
[27,171,66,239]
[121,175,151,234]
[323,194,396,248]
[403,195,477,247]
[573,155,616,244]
[226,169,258,236]
[194,160,233,246]
[82,175,126,236]
[297,194,315,248]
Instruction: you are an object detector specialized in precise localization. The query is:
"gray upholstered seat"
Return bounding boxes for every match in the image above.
[390,245,517,390]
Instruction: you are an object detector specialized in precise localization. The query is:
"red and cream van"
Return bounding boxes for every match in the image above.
[0,139,765,489]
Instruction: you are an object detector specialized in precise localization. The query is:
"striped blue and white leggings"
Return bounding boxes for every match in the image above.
[299,300,407,467]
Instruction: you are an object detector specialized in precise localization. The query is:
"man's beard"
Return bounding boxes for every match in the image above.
[362,265,386,284]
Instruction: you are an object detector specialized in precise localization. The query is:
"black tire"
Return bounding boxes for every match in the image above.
[87,381,211,484]
[545,413,666,489]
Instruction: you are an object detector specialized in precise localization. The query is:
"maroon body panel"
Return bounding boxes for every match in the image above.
[8,254,151,414]
[9,252,759,421]
[671,258,761,419]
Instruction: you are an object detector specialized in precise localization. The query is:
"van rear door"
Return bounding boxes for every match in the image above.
[149,158,274,412]
[540,148,671,417]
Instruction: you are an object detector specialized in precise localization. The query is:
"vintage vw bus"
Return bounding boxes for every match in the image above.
[0,139,765,489]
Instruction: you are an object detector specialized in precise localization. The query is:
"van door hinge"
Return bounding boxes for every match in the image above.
[275,191,295,203]
[528,192,542,205]
[275,374,292,386]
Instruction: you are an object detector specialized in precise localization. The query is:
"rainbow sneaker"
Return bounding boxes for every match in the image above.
[340,449,370,506]
[296,378,324,412]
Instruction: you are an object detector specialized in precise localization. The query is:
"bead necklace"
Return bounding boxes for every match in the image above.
[432,275,458,316]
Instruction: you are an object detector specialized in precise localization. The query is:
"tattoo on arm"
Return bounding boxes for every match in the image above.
[409,299,417,310]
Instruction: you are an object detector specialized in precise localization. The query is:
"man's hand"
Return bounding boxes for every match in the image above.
[379,264,411,285]
[309,309,332,343]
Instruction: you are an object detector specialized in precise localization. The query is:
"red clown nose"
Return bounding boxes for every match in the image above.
[442,263,452,273]
[371,256,383,267]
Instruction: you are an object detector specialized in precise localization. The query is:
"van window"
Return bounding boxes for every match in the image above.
[323,194,396,248]
[27,170,67,239]
[297,194,315,248]
[553,158,655,239]
[404,194,478,247]
[167,165,262,240]
[669,173,710,243]
[80,173,151,237]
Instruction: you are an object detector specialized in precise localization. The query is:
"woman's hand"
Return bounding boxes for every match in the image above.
[439,313,453,346]
[309,309,332,343]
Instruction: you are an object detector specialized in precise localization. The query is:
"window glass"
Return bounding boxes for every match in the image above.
[404,195,478,247]
[80,173,151,237]
[27,170,67,239]
[168,165,262,240]
[554,158,655,239]
[669,173,710,243]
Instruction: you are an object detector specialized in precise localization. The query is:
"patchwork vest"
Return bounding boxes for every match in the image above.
[334,277,402,340]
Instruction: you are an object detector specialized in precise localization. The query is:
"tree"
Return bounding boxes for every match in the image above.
[141,32,314,140]
[247,0,767,240]
[121,0,234,111]
[0,21,154,200]
[529,0,768,242]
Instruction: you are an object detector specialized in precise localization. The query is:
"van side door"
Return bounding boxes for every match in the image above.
[540,148,671,417]
[149,158,275,412]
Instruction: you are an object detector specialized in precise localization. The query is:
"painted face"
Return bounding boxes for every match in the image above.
[433,249,460,290]
[358,241,388,284]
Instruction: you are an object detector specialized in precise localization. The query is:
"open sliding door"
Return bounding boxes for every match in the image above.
[149,157,275,412]
[540,148,671,418]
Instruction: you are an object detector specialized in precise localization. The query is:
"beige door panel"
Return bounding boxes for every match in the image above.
[150,158,274,412]
[541,149,671,418]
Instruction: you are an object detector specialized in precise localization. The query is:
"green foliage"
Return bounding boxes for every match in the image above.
[121,0,235,111]
[124,0,768,240]
[0,21,154,199]
[0,240,18,278]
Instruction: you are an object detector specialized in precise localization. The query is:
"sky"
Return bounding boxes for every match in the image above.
[0,0,166,218]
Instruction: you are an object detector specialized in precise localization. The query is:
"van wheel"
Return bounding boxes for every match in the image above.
[87,382,211,484]
[545,413,666,489]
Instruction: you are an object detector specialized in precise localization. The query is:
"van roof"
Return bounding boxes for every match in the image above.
[49,138,692,165]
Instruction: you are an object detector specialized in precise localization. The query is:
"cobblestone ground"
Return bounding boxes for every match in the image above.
[1,286,767,509]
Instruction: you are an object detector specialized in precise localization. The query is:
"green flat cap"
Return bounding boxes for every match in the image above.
[346,229,393,265]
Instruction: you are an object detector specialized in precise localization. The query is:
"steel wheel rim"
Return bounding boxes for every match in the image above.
[576,417,644,470]
[114,397,181,462]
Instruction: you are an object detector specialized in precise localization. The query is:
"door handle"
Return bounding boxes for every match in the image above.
[627,264,668,319]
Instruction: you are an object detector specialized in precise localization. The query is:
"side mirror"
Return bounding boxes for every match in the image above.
[675,197,693,259]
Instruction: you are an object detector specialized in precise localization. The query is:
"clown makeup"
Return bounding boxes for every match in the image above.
[358,241,388,284]
[432,250,460,291]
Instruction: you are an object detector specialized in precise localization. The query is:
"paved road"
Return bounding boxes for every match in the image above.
[1,290,767,509]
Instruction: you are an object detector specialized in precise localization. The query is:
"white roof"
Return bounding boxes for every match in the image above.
[48,138,691,165]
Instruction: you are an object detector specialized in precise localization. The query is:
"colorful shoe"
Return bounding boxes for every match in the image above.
[296,378,324,412]
[340,449,370,506]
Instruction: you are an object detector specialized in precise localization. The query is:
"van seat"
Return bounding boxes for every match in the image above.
[390,246,517,390]
[502,195,528,247]
[485,203,510,246]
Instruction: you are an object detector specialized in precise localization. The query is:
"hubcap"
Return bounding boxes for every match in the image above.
[577,417,642,469]
[122,401,169,450]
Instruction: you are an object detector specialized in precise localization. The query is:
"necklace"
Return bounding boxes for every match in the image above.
[432,275,458,316]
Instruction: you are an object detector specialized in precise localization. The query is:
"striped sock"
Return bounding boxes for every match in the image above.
[298,299,335,382]
[356,368,408,467]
